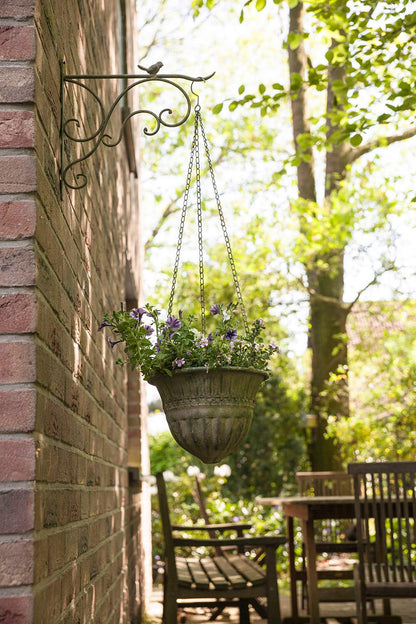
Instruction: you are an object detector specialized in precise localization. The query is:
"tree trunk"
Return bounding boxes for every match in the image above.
[288,5,350,470]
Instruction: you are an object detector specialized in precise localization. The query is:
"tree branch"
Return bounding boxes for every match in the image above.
[348,127,416,165]
[345,264,396,314]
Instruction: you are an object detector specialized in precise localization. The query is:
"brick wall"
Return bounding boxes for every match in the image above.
[0,1,150,623]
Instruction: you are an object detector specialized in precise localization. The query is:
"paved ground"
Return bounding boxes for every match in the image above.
[148,586,416,624]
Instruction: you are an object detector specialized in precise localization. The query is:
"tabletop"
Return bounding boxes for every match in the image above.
[256,495,356,520]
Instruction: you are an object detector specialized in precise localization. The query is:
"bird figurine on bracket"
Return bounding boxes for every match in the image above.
[137,61,164,75]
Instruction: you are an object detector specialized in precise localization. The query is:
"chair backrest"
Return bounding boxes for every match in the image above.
[296,471,354,497]
[348,461,416,584]
[296,471,355,544]
[156,472,178,585]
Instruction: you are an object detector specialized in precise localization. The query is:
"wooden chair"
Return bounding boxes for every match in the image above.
[296,471,358,609]
[348,460,416,624]
[193,474,268,620]
[156,471,285,624]
[194,474,266,563]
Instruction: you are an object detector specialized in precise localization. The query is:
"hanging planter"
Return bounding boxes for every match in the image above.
[99,94,279,463]
[148,367,268,463]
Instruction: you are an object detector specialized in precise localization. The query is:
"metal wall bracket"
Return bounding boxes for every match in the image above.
[60,61,215,192]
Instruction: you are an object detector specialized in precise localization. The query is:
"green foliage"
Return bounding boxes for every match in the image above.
[326,301,416,462]
[228,1,416,151]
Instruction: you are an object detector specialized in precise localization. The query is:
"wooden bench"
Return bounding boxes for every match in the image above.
[156,471,285,624]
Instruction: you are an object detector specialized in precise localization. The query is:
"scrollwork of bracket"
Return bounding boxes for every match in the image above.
[60,70,215,191]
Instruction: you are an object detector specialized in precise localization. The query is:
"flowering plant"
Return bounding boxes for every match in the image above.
[99,302,279,381]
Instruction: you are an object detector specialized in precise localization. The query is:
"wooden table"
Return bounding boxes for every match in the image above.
[257,495,356,624]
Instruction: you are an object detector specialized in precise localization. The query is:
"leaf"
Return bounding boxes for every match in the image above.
[288,32,302,50]
[255,0,267,10]
[238,84,246,94]
[259,83,266,94]
[229,101,238,111]
[377,113,390,123]
[212,103,223,114]
[350,134,363,147]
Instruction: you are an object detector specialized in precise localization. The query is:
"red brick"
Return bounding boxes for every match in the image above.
[0,67,34,103]
[0,201,36,240]
[0,292,36,333]
[0,540,33,586]
[0,387,36,432]
[0,595,33,624]
[0,26,35,61]
[0,488,34,533]
[0,111,35,148]
[0,0,34,19]
[0,438,35,481]
[0,246,35,287]
[0,156,36,193]
[0,340,36,384]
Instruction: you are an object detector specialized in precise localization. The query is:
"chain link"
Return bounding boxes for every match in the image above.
[168,104,248,335]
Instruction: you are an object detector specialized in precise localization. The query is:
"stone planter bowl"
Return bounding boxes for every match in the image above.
[148,367,268,463]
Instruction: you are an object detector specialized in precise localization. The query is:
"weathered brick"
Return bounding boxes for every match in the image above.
[0,111,35,148]
[0,438,35,481]
[0,595,33,624]
[0,0,34,19]
[0,67,34,103]
[0,340,36,384]
[0,488,34,533]
[0,201,36,240]
[48,531,66,574]
[0,540,34,586]
[0,155,36,193]
[0,246,35,287]
[0,292,36,333]
[0,387,36,432]
[0,26,36,61]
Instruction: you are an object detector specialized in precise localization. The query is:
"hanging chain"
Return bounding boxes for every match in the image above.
[198,112,249,334]
[168,104,248,335]
[167,114,197,318]
[194,107,206,334]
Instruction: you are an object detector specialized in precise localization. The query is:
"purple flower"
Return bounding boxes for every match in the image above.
[130,307,147,321]
[172,357,185,368]
[269,342,280,353]
[108,337,122,349]
[210,304,220,316]
[98,320,111,331]
[166,316,181,332]
[207,332,214,343]
[224,329,237,341]
[254,318,265,328]
[144,325,154,336]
